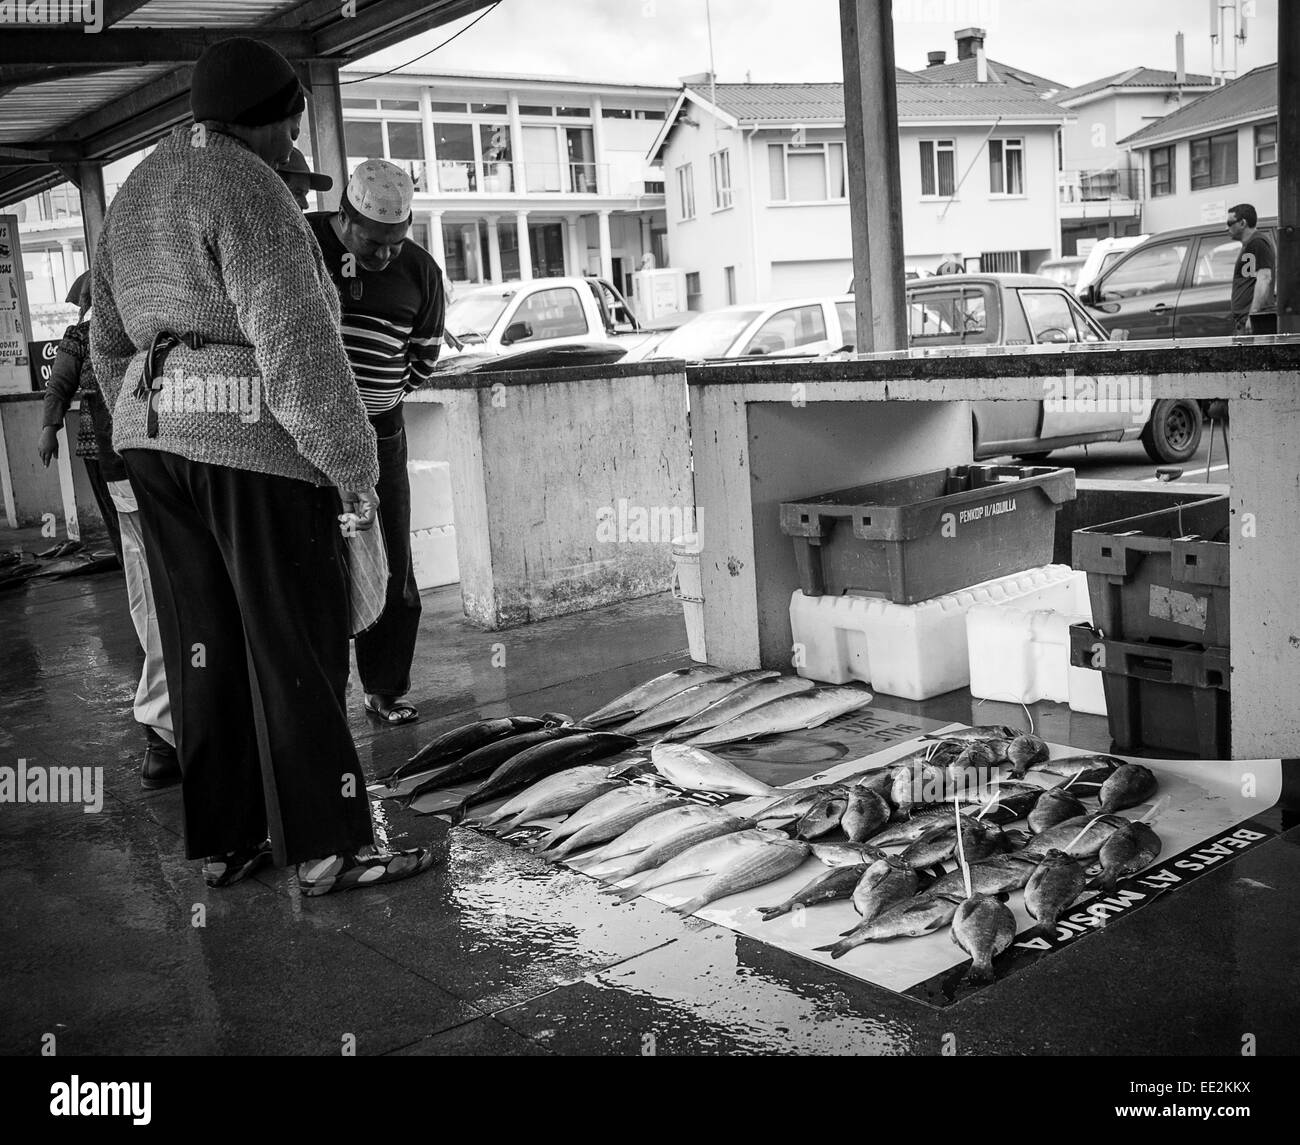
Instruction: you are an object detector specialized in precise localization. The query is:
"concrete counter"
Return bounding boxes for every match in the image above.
[686,341,1300,759]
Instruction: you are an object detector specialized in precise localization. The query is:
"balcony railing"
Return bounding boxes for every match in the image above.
[407,160,618,195]
[1058,167,1145,204]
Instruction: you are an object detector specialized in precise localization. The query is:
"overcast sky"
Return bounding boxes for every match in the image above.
[355,0,1279,89]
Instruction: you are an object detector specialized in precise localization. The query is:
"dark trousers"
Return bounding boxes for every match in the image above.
[355,406,422,698]
[82,457,124,567]
[121,449,374,866]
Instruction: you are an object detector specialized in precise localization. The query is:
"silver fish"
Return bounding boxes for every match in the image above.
[758,863,870,921]
[750,782,846,825]
[543,791,685,860]
[841,785,891,843]
[662,675,818,741]
[951,894,1017,984]
[617,670,779,735]
[481,765,622,832]
[1024,754,1124,784]
[1027,788,1087,835]
[582,665,729,727]
[818,893,962,957]
[1024,849,1088,938]
[530,784,668,850]
[1021,813,1130,860]
[650,742,775,798]
[611,828,790,903]
[685,684,873,747]
[810,841,888,867]
[1091,821,1162,892]
[584,803,736,864]
[923,853,1039,899]
[600,814,756,882]
[850,855,923,922]
[1097,763,1158,814]
[671,838,810,916]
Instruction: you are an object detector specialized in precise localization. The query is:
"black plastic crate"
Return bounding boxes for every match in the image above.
[779,464,1076,605]
[1072,496,1229,648]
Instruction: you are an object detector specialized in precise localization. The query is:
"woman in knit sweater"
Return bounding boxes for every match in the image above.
[90,37,437,896]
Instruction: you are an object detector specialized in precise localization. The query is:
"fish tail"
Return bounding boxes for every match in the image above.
[448,799,471,826]
[672,895,708,916]
[1029,918,1057,941]
[815,936,863,959]
[612,882,645,903]
[965,959,995,985]
[756,904,790,922]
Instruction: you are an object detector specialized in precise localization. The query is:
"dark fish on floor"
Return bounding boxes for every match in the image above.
[795,788,850,840]
[752,783,847,826]
[841,786,891,843]
[951,894,1017,984]
[404,726,588,804]
[1024,849,1088,938]
[851,855,924,922]
[383,715,547,785]
[1023,754,1123,785]
[899,817,1004,870]
[757,862,871,921]
[1090,821,1162,891]
[1027,788,1088,835]
[922,853,1039,899]
[1005,734,1050,775]
[810,841,888,867]
[1020,812,1130,860]
[582,665,730,727]
[1098,763,1158,814]
[818,892,963,957]
[866,805,975,847]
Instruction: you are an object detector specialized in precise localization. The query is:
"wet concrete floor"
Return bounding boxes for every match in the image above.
[2,551,1298,1055]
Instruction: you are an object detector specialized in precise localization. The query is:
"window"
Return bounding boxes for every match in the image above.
[1018,290,1082,343]
[767,143,847,202]
[1099,241,1189,300]
[555,105,589,118]
[835,300,857,348]
[519,104,552,116]
[433,122,475,191]
[566,127,596,192]
[429,100,468,113]
[908,289,989,341]
[1192,237,1242,287]
[381,99,419,111]
[644,180,665,194]
[386,122,424,161]
[741,305,828,355]
[920,139,956,197]
[685,271,702,310]
[637,109,666,120]
[1190,130,1237,190]
[471,102,508,114]
[988,138,1024,195]
[1255,122,1278,180]
[342,97,378,110]
[677,163,696,219]
[724,266,736,305]
[344,120,383,159]
[1150,145,1175,197]
[602,107,634,119]
[514,287,589,341]
[711,149,733,209]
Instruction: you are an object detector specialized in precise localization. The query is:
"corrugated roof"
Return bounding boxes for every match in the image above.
[0,66,175,141]
[915,57,1064,95]
[116,1,293,26]
[1059,67,1216,103]
[1120,64,1277,147]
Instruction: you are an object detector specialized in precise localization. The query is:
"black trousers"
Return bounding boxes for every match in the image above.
[82,457,124,567]
[355,406,422,698]
[121,449,374,866]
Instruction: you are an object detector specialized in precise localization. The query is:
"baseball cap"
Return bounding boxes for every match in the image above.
[277,147,333,192]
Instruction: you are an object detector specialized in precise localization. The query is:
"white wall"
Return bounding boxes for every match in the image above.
[1062,89,1210,173]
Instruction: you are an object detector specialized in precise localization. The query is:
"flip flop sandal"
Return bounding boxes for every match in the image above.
[365,697,420,725]
[296,846,439,897]
[203,840,272,888]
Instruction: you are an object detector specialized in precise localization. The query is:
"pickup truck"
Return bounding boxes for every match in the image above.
[439,276,643,363]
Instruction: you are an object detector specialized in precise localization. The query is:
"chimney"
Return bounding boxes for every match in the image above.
[975,45,988,83]
[955,26,986,61]
[679,71,713,87]
[1175,31,1186,84]
[927,50,947,67]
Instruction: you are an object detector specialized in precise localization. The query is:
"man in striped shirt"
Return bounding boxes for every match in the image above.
[308,160,445,725]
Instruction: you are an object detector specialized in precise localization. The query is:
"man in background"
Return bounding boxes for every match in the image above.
[1228,203,1276,335]
[277,146,332,211]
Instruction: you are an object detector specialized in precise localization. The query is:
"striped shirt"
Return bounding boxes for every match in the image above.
[307,212,445,417]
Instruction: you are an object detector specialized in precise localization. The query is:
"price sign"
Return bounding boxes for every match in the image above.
[28,339,60,393]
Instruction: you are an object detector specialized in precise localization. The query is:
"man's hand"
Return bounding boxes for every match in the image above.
[37,426,59,468]
[339,486,379,535]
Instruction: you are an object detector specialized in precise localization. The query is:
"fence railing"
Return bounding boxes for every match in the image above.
[402,160,616,195]
[1058,167,1145,204]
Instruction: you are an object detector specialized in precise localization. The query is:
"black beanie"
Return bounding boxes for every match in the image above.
[191,37,307,127]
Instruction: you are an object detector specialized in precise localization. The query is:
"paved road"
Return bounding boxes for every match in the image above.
[1007,424,1233,487]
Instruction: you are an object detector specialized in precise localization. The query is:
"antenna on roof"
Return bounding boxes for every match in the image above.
[705,0,718,111]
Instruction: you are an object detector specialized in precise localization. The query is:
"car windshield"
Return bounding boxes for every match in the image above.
[445,291,515,342]
[653,309,764,359]
[1039,262,1082,287]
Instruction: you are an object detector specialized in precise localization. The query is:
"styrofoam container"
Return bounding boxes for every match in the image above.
[411,524,458,590]
[671,534,706,663]
[790,564,1080,701]
[408,460,454,532]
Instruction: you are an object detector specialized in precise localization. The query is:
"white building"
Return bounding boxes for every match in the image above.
[1119,64,1278,233]
[326,70,677,296]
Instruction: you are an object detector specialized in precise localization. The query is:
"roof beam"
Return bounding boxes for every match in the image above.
[313,0,496,58]
[0,28,318,66]
[103,0,156,26]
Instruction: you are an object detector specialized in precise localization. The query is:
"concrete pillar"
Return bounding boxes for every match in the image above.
[305,60,348,211]
[590,94,606,194]
[507,92,527,193]
[427,209,446,266]
[597,209,613,282]
[640,214,652,260]
[1278,0,1299,333]
[486,214,502,282]
[568,214,586,275]
[461,224,483,283]
[58,239,77,294]
[419,86,438,194]
[515,210,532,280]
[74,161,107,263]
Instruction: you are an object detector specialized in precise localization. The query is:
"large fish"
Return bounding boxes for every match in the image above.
[1004,734,1050,775]
[649,742,775,798]
[381,715,548,785]
[531,784,673,851]
[922,853,1038,899]
[662,676,818,741]
[818,893,963,957]
[1097,763,1158,814]
[610,828,790,903]
[841,785,891,843]
[865,805,978,847]
[685,684,874,747]
[758,863,871,921]
[617,670,779,735]
[795,788,851,840]
[599,814,757,881]
[405,726,589,805]
[899,817,1004,870]
[1090,821,1162,891]
[750,783,846,825]
[545,791,687,860]
[1022,754,1123,785]
[890,761,950,821]
[672,837,810,916]
[1020,812,1130,860]
[810,841,888,867]
[1024,849,1088,938]
[582,666,730,727]
[965,780,1050,823]
[951,894,1017,984]
[449,732,638,822]
[850,855,923,922]
[478,765,621,831]
[583,803,734,864]
[1027,788,1087,835]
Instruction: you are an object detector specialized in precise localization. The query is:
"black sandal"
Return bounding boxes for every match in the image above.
[364,696,420,725]
[203,841,272,888]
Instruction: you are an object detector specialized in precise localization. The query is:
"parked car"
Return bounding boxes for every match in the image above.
[1036,256,1086,290]
[1074,235,1147,297]
[628,296,854,363]
[1080,218,1278,339]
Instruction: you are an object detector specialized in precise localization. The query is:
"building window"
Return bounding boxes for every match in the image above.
[724,266,736,304]
[555,105,590,118]
[711,149,733,209]
[1150,145,1175,197]
[344,120,384,160]
[1255,122,1278,180]
[519,104,552,116]
[381,99,419,111]
[386,122,425,161]
[988,138,1024,195]
[685,271,701,310]
[767,142,847,202]
[471,102,508,114]
[644,180,665,194]
[1190,130,1238,190]
[677,163,696,219]
[342,97,378,110]
[602,107,634,119]
[919,139,956,197]
[637,109,666,120]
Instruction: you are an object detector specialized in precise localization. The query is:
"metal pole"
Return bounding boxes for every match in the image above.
[838,0,907,352]
[74,161,107,262]
[1278,0,1300,333]
[304,60,348,212]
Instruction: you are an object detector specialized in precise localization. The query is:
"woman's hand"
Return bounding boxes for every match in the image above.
[37,426,59,468]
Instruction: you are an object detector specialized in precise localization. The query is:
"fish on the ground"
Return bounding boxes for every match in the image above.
[544,790,687,860]
[448,732,639,822]
[383,715,547,784]
[1005,734,1049,774]
[818,893,963,957]
[597,814,756,881]
[899,817,1004,870]
[841,785,891,843]
[865,805,976,847]
[924,726,1017,747]
[951,894,1017,983]
[662,675,818,741]
[1024,848,1088,938]
[1020,812,1130,860]
[1091,821,1162,891]
[795,787,851,840]
[610,828,790,903]
[966,780,1049,823]
[810,841,888,866]
[850,855,924,922]
[1098,763,1158,814]
[922,853,1039,899]
[890,760,951,820]
[757,862,870,921]
[530,783,673,850]
[1027,787,1088,834]
[672,837,810,916]
[583,803,735,864]
[750,782,846,825]
[685,684,874,747]
[405,726,590,805]
[582,665,730,727]
[617,670,779,735]
[1022,754,1123,784]
[649,742,775,798]
[479,765,621,831]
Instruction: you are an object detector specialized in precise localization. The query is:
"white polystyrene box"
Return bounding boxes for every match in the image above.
[790,564,1080,702]
[411,524,459,590]
[407,460,454,532]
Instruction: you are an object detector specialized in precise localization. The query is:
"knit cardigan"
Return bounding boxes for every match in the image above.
[90,126,378,491]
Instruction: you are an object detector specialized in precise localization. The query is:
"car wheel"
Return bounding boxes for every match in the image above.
[1141,398,1203,463]
[1015,452,1053,463]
